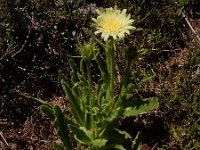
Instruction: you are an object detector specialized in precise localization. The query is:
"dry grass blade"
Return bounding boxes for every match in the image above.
[185,16,200,42]
[0,131,9,147]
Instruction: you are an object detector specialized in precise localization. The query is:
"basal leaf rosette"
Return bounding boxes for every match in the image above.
[92,7,135,41]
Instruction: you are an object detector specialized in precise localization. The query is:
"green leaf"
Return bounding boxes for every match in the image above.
[40,105,55,120]
[69,59,79,84]
[92,139,108,148]
[72,81,89,99]
[54,106,72,150]
[101,126,130,146]
[99,112,119,137]
[115,128,132,140]
[72,79,90,112]
[85,112,92,129]
[123,97,159,117]
[121,68,132,89]
[121,98,149,108]
[103,144,126,150]
[53,142,65,150]
[117,82,138,106]
[80,59,86,78]
[96,81,106,106]
[96,52,110,85]
[132,132,142,150]
[71,84,80,100]
[138,72,156,86]
[113,145,126,150]
[15,91,51,107]
[69,125,92,145]
[79,126,93,141]
[58,70,69,85]
[125,45,138,67]
[61,80,84,125]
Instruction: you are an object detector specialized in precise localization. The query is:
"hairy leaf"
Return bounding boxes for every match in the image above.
[40,105,55,120]
[69,125,92,145]
[92,139,108,148]
[54,106,72,150]
[132,131,142,150]
[61,80,84,125]
[125,45,138,68]
[96,52,110,86]
[53,142,65,150]
[123,97,159,117]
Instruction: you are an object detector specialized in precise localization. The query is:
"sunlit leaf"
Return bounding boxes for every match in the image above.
[123,97,159,117]
[92,139,108,147]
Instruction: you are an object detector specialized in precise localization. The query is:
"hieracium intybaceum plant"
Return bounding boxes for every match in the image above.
[40,7,159,150]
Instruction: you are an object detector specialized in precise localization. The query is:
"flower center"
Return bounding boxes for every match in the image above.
[101,16,122,32]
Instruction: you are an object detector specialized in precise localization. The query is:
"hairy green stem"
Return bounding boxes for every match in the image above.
[105,47,111,102]
[110,40,116,96]
[105,39,116,110]
[109,40,116,113]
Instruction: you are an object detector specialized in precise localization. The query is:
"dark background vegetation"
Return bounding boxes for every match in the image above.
[0,0,200,149]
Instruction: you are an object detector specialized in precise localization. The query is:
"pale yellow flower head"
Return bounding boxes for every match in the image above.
[92,7,135,41]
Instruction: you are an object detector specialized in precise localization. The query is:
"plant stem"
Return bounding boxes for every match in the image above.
[110,40,115,95]
[105,47,111,101]
[105,40,116,109]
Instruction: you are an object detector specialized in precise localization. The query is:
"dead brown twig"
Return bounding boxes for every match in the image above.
[0,131,9,147]
[184,15,200,42]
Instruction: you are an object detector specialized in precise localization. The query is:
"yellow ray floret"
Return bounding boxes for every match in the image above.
[92,7,135,41]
